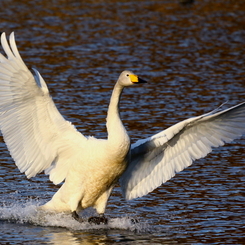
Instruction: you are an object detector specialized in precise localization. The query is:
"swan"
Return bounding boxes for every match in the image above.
[0,32,245,224]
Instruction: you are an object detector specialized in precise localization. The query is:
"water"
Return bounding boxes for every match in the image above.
[0,0,245,244]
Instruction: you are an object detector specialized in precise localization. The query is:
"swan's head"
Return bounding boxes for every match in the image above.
[118,70,147,87]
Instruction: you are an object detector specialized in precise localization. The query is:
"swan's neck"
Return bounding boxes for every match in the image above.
[106,82,129,145]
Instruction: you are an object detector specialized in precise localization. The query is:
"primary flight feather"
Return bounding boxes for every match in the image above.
[0,32,244,224]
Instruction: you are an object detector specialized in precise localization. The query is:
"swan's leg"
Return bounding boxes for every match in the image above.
[71,211,79,220]
[87,186,114,225]
[71,210,86,223]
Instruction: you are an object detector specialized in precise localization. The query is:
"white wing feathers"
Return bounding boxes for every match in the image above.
[1,32,244,202]
[0,32,87,184]
[120,102,245,200]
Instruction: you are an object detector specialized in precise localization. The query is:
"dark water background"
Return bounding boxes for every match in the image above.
[0,0,245,244]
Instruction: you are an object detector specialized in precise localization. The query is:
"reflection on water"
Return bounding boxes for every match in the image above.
[0,0,245,244]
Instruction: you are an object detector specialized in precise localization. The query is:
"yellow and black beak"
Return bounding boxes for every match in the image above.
[129,74,147,84]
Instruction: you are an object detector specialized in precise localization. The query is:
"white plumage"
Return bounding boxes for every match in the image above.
[0,32,245,223]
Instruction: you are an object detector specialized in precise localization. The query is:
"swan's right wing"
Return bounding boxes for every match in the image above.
[120,102,245,200]
[0,32,87,184]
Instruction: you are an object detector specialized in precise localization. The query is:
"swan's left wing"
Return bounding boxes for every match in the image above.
[120,102,245,200]
[0,32,88,185]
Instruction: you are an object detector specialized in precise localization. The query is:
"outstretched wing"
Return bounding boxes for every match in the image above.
[0,32,87,184]
[120,102,245,200]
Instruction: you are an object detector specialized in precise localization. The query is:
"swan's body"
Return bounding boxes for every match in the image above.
[41,76,136,216]
[0,33,245,223]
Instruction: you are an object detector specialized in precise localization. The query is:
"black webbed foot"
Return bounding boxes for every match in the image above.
[88,214,108,225]
[71,211,85,223]
[72,211,108,224]
[130,218,139,224]
[72,211,79,220]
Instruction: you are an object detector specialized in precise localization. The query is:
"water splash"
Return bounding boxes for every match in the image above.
[0,200,150,232]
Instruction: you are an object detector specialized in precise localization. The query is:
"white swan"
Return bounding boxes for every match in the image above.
[1,32,245,224]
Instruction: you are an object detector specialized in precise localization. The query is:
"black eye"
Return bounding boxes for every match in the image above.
[126,74,129,76]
